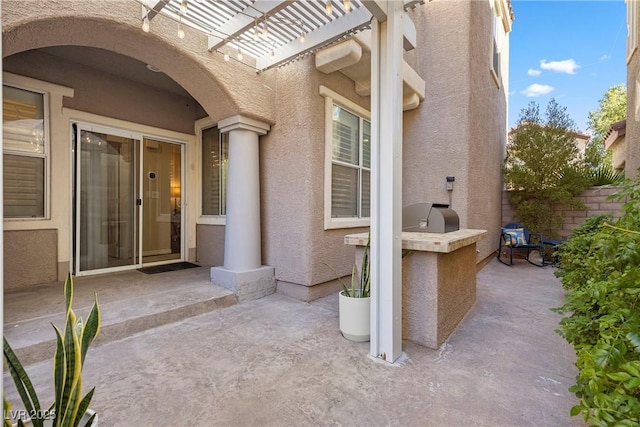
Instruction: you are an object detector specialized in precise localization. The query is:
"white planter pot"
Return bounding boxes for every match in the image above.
[338,291,370,342]
[13,409,97,427]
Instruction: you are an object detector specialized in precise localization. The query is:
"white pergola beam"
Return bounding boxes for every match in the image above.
[369,0,404,363]
[403,12,416,51]
[142,0,168,21]
[362,4,420,52]
[362,0,388,22]
[255,5,371,71]
[208,1,291,52]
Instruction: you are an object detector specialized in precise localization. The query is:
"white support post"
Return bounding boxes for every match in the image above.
[369,1,404,363]
[210,115,276,302]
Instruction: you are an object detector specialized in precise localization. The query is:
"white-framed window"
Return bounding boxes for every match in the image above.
[200,125,229,219]
[627,0,638,64]
[490,1,502,88]
[320,86,370,230]
[3,84,49,219]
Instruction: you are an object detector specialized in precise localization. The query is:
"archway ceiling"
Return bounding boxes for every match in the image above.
[139,0,424,72]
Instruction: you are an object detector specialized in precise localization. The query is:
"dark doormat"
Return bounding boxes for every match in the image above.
[138,262,201,275]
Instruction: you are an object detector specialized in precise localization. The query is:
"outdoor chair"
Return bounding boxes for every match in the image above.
[497,222,546,267]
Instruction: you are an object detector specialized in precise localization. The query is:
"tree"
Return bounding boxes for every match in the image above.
[584,84,627,169]
[504,99,590,236]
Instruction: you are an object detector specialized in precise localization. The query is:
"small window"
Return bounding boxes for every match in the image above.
[490,4,502,87]
[331,106,370,219]
[201,126,229,216]
[3,85,48,218]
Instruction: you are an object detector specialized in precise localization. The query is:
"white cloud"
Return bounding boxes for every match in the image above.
[521,84,554,97]
[539,59,580,75]
[599,54,610,61]
[527,69,541,76]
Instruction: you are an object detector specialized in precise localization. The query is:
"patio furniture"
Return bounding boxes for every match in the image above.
[497,223,546,267]
[541,237,566,267]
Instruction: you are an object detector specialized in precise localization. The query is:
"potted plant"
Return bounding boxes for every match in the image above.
[3,273,100,427]
[338,235,371,342]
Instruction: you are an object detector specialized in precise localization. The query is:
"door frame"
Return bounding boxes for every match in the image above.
[71,119,187,276]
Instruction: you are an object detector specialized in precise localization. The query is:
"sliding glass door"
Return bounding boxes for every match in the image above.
[141,138,182,264]
[74,124,183,275]
[76,127,138,273]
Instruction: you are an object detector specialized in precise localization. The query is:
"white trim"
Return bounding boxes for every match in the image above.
[196,216,226,226]
[320,86,372,230]
[627,0,638,64]
[3,72,74,97]
[319,85,371,119]
[63,108,192,141]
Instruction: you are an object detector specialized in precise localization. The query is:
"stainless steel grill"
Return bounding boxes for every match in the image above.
[402,203,459,233]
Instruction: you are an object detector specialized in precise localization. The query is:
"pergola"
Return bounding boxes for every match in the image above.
[141,0,427,363]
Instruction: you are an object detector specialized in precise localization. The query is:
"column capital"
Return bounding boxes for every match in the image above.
[218,115,271,135]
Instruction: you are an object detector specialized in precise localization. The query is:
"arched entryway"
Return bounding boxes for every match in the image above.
[2,3,274,281]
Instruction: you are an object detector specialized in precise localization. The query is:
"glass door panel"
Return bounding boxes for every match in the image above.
[77,130,138,272]
[142,138,182,263]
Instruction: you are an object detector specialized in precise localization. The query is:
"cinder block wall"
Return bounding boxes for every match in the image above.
[502,186,625,237]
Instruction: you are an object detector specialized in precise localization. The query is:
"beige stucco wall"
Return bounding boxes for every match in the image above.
[260,57,369,298]
[626,0,640,178]
[196,225,225,266]
[403,0,506,263]
[610,135,628,171]
[4,230,58,288]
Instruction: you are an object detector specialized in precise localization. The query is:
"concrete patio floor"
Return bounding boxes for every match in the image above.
[3,259,582,426]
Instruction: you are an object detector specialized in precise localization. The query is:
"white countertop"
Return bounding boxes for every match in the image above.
[344,229,487,253]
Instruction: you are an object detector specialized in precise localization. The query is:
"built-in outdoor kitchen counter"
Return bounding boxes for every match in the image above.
[344,229,487,350]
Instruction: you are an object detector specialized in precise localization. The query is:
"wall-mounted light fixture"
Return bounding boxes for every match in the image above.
[446,176,455,191]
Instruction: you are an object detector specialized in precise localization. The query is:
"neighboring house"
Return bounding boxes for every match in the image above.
[573,131,591,157]
[2,0,513,300]
[604,119,627,172]
[626,0,640,177]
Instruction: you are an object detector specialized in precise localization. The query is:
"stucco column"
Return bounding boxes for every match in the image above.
[210,115,275,302]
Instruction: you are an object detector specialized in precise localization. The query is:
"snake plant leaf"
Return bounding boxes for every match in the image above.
[80,296,100,366]
[75,388,94,427]
[360,233,370,297]
[59,309,82,427]
[3,397,12,427]
[3,337,43,427]
[52,324,66,427]
[61,378,82,427]
[64,273,74,316]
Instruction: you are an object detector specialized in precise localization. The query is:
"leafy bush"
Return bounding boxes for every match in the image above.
[554,175,640,425]
[554,214,612,292]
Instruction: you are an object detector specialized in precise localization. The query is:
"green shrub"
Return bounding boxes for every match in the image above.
[554,214,612,292]
[555,175,640,425]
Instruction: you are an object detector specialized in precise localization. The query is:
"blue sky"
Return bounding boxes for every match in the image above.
[509,1,628,133]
